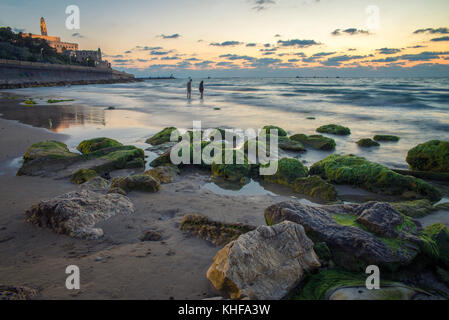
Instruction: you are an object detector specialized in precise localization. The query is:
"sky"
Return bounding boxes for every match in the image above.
[1,0,449,77]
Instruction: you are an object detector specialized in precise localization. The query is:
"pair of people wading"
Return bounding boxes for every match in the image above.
[187,79,204,99]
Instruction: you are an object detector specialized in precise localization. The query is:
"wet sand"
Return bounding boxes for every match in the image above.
[0,93,295,299]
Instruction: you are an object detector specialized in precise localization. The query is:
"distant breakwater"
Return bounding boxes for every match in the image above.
[0,59,140,89]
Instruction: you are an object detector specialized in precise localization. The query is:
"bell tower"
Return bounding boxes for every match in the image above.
[40,17,48,36]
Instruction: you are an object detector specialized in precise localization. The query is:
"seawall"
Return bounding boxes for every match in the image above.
[0,59,140,89]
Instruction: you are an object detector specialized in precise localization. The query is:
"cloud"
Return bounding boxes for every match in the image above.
[210,41,243,47]
[332,28,370,36]
[185,57,200,61]
[150,50,173,56]
[407,45,426,49]
[113,59,133,64]
[219,54,256,62]
[370,51,449,63]
[376,48,402,55]
[431,36,449,42]
[277,39,320,48]
[246,43,257,47]
[252,0,276,11]
[414,27,449,35]
[12,27,25,33]
[124,50,132,54]
[288,59,300,62]
[274,34,281,37]
[161,56,180,60]
[71,32,84,38]
[250,57,282,67]
[321,55,366,66]
[159,34,181,39]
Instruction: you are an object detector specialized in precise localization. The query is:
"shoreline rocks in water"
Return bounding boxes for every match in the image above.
[374,135,400,142]
[406,140,449,173]
[310,154,442,202]
[24,177,134,239]
[290,134,336,151]
[146,127,179,146]
[316,124,351,136]
[293,176,338,202]
[179,214,256,246]
[206,221,321,300]
[357,138,380,148]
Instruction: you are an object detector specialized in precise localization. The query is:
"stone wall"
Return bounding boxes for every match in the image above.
[0,59,137,88]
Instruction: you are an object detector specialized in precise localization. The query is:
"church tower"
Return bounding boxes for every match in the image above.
[40,17,48,36]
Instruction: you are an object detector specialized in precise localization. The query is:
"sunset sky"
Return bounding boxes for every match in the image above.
[1,0,449,77]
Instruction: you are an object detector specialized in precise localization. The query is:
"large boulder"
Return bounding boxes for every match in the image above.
[262,125,287,137]
[310,155,441,202]
[206,221,321,300]
[290,134,336,151]
[17,140,145,178]
[316,124,351,136]
[406,140,449,173]
[24,188,134,239]
[264,201,422,271]
[211,149,251,183]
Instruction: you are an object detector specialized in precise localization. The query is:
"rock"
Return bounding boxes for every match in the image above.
[310,155,442,202]
[244,135,305,153]
[211,150,251,183]
[146,127,179,145]
[206,221,321,300]
[141,230,162,241]
[293,176,338,202]
[150,150,172,167]
[17,140,145,178]
[110,174,161,193]
[435,202,449,211]
[355,203,406,238]
[24,189,134,239]
[262,125,287,137]
[263,158,308,187]
[391,199,435,218]
[316,124,351,136]
[70,169,98,184]
[278,136,306,151]
[0,285,39,300]
[374,135,400,142]
[406,140,449,172]
[107,187,127,196]
[290,134,336,151]
[80,177,109,193]
[264,201,422,271]
[419,223,449,268]
[77,137,122,154]
[357,138,380,148]
[146,141,177,155]
[180,214,255,246]
[392,169,449,182]
[144,164,179,183]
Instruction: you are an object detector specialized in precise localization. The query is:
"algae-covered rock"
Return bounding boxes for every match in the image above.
[244,135,305,155]
[77,138,123,154]
[262,125,287,137]
[110,174,161,193]
[265,201,422,271]
[392,169,449,182]
[23,141,78,163]
[295,269,419,300]
[0,285,39,300]
[180,214,255,246]
[150,150,172,167]
[70,169,98,185]
[146,127,179,145]
[357,138,380,148]
[310,155,442,202]
[290,134,336,151]
[293,176,338,202]
[278,136,306,152]
[206,221,321,300]
[263,158,308,187]
[316,124,351,136]
[86,145,145,172]
[419,223,449,268]
[211,149,251,183]
[391,199,435,218]
[406,140,449,173]
[144,164,179,183]
[374,135,400,142]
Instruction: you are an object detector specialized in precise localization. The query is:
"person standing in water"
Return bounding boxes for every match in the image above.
[187,79,192,99]
[199,81,204,99]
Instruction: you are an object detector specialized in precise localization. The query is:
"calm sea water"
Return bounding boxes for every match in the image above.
[3,77,449,170]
